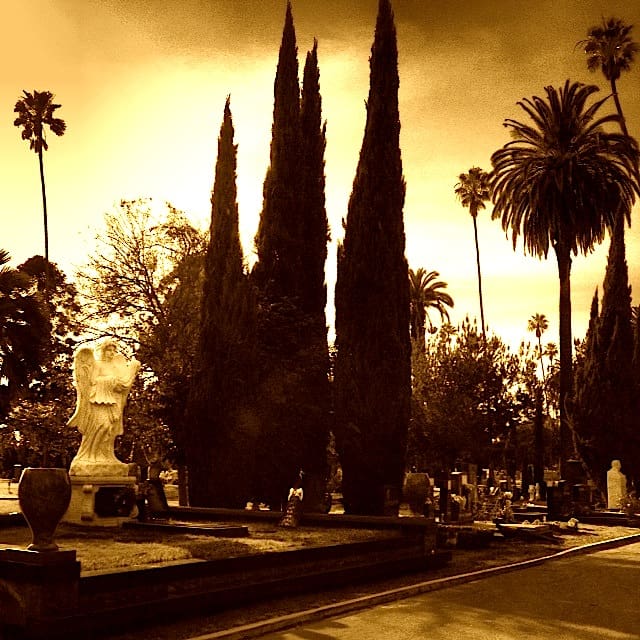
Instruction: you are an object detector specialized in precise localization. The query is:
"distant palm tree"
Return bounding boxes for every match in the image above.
[544,342,558,366]
[13,90,66,290]
[0,249,49,405]
[490,80,638,476]
[454,167,491,338]
[409,268,454,346]
[528,313,549,381]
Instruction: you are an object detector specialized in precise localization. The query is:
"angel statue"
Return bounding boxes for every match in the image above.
[67,339,140,476]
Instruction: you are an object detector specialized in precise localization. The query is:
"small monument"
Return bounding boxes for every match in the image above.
[280,470,304,528]
[607,459,627,510]
[64,339,140,525]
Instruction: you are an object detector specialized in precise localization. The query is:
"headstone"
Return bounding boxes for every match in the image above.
[607,460,627,510]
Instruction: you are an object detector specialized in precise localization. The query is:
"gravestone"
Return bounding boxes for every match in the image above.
[607,460,627,510]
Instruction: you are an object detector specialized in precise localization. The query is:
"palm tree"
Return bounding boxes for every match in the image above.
[579,18,640,246]
[528,313,549,381]
[13,90,66,290]
[454,167,491,338]
[409,267,454,346]
[544,342,558,366]
[0,249,49,411]
[579,17,638,142]
[490,80,638,477]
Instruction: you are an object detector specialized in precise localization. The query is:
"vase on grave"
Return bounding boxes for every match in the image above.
[18,467,71,552]
[403,473,430,516]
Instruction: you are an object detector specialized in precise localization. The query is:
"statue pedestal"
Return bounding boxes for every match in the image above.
[63,476,137,526]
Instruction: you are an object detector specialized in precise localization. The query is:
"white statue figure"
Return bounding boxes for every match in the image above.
[68,339,140,477]
[607,459,627,510]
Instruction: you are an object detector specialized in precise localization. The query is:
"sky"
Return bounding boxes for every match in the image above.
[2,0,640,351]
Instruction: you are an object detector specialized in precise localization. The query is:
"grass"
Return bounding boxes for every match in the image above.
[0,519,400,573]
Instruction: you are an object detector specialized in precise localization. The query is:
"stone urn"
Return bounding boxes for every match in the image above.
[18,467,71,552]
[403,472,430,516]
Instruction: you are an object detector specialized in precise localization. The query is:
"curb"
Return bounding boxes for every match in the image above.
[190,532,640,640]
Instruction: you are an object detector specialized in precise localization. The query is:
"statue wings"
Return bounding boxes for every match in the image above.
[67,346,96,434]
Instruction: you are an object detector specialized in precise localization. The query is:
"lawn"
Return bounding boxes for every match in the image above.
[0,518,401,572]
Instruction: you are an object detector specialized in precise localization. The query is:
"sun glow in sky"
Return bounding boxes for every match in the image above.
[2,0,640,351]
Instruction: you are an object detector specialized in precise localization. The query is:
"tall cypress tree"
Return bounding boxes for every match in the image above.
[253,1,303,299]
[298,39,331,507]
[574,218,639,491]
[187,98,257,507]
[334,0,410,515]
[251,4,330,510]
[300,40,328,317]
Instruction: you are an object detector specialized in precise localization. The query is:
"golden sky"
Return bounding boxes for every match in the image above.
[2,0,640,350]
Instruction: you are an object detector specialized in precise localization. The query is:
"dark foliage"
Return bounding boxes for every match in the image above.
[573,218,640,491]
[250,4,330,510]
[0,251,51,418]
[334,0,411,515]
[186,98,258,507]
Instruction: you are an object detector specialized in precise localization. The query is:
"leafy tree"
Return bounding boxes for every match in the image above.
[454,167,491,337]
[490,80,638,476]
[0,250,50,417]
[334,0,410,515]
[186,98,258,507]
[13,90,66,292]
[409,320,534,477]
[409,267,454,347]
[1,258,83,469]
[77,199,205,345]
[76,199,206,493]
[250,3,330,509]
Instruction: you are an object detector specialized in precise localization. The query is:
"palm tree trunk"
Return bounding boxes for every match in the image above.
[610,78,631,139]
[533,384,544,486]
[472,215,486,338]
[556,244,573,478]
[610,78,640,187]
[38,148,50,299]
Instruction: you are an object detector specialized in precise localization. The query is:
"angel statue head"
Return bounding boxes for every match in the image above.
[67,339,141,477]
[97,338,118,360]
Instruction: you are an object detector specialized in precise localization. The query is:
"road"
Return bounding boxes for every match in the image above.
[260,542,640,640]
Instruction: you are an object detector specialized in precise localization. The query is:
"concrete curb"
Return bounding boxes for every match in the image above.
[190,532,640,640]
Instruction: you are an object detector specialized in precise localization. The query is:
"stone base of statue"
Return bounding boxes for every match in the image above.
[63,474,137,527]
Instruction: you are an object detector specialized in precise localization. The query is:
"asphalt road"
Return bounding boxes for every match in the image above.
[259,541,640,640]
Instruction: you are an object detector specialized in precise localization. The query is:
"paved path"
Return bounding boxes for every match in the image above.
[258,542,640,640]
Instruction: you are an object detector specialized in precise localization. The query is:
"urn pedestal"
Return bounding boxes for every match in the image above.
[18,467,71,552]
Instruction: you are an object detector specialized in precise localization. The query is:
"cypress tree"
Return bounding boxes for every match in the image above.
[253,1,303,299]
[334,0,410,515]
[187,97,257,507]
[574,218,639,491]
[300,40,329,318]
[251,4,330,510]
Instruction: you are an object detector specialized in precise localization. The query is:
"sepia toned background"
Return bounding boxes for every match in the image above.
[2,0,639,349]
